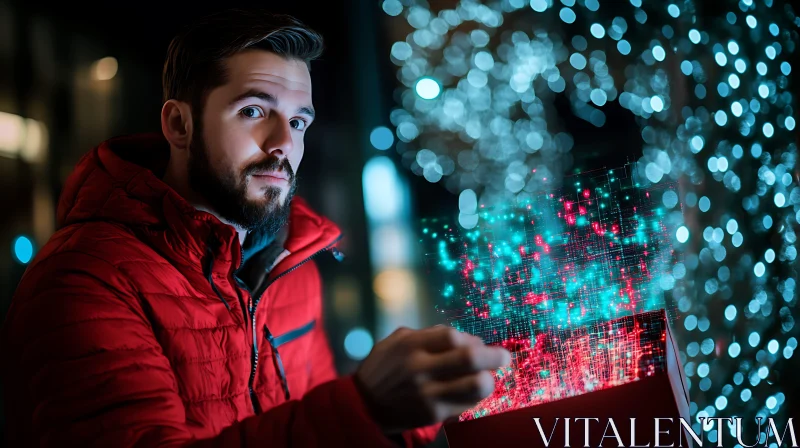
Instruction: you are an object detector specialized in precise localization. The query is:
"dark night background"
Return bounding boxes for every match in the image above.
[0,0,797,445]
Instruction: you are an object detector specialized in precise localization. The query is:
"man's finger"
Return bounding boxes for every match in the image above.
[418,345,511,379]
[423,371,497,404]
[412,326,484,353]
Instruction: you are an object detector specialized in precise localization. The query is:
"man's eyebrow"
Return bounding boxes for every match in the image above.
[298,106,315,119]
[229,89,277,106]
[230,89,315,119]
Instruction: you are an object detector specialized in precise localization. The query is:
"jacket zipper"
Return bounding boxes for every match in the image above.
[237,234,342,414]
[206,241,257,410]
[232,244,263,414]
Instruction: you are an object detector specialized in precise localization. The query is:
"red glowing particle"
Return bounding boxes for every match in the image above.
[524,292,548,306]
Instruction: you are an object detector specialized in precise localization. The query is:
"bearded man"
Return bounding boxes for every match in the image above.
[2,9,510,447]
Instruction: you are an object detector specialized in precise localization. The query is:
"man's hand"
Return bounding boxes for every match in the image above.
[354,326,511,435]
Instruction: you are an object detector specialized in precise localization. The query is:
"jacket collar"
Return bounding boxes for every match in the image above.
[57,133,341,277]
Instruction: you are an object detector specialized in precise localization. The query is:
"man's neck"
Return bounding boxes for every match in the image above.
[162,159,248,245]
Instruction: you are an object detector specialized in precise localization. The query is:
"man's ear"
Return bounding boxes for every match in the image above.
[161,99,194,150]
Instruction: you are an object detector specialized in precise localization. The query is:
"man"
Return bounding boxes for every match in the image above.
[2,9,510,447]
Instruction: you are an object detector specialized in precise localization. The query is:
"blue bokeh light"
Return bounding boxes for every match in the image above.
[13,236,34,264]
[344,327,374,360]
[370,126,395,150]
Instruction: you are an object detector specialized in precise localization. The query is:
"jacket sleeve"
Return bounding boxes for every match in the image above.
[306,319,441,447]
[2,252,420,448]
[304,261,442,447]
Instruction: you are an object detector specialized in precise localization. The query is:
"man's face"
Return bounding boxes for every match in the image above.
[188,50,314,233]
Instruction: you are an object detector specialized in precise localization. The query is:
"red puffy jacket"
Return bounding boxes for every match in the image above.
[2,134,440,447]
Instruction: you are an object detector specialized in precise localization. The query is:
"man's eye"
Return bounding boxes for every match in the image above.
[240,107,264,119]
[290,118,307,131]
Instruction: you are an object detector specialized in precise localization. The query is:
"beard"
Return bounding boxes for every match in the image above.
[187,130,296,235]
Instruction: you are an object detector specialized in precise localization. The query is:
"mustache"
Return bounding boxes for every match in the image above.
[244,157,295,181]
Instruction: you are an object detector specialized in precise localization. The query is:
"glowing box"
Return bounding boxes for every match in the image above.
[444,309,692,447]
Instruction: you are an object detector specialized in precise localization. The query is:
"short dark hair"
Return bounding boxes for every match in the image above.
[162,9,323,109]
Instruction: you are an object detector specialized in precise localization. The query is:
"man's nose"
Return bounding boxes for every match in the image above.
[262,115,293,157]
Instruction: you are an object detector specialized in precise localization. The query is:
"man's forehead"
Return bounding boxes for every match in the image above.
[225,50,312,93]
